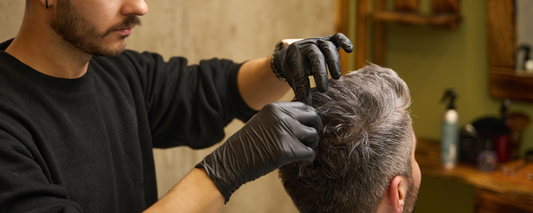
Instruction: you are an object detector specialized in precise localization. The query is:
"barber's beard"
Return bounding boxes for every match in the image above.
[403,176,420,213]
[50,0,141,57]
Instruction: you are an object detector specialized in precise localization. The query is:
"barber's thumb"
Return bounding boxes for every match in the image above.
[283,139,317,163]
[298,146,316,163]
[293,86,312,105]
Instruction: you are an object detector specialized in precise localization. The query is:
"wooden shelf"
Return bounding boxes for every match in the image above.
[352,0,463,70]
[416,137,533,211]
[489,67,533,102]
[371,11,462,29]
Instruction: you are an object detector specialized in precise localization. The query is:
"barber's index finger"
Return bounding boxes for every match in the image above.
[330,33,353,53]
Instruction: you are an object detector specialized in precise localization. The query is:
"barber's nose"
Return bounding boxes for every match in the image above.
[122,0,148,16]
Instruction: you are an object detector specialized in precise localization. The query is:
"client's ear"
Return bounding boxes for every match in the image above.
[387,176,407,213]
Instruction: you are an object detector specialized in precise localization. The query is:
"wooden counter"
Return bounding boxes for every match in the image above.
[415,138,533,212]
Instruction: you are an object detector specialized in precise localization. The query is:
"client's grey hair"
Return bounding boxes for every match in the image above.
[279,64,413,213]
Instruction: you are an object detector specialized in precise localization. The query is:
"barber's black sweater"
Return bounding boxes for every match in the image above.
[0,40,257,212]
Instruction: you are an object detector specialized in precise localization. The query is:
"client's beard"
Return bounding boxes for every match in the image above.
[403,176,419,213]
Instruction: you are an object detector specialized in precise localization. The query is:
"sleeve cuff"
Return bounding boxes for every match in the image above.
[228,63,259,122]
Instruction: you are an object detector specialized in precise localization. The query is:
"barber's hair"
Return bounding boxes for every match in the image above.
[279,64,413,213]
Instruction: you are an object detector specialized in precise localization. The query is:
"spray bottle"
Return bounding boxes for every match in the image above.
[441,89,459,169]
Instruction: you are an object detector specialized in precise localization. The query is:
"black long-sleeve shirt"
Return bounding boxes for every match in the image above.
[0,39,257,212]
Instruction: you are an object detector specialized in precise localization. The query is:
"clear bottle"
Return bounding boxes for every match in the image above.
[477,140,499,173]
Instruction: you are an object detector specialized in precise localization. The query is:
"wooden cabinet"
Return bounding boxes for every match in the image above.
[416,138,533,212]
[476,189,533,213]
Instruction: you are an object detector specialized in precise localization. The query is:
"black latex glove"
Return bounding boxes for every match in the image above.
[271,33,353,105]
[196,102,322,203]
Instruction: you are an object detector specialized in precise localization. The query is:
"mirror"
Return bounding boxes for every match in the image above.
[516,0,533,71]
[487,0,533,102]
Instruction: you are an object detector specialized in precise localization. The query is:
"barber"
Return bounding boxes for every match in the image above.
[0,0,352,212]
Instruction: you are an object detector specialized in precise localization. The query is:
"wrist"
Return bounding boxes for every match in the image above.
[270,38,302,82]
[270,51,286,82]
[144,168,224,213]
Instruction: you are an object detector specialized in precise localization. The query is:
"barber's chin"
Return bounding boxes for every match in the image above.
[103,47,125,57]
[89,44,126,57]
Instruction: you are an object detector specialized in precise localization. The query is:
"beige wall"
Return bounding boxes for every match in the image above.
[0,1,335,212]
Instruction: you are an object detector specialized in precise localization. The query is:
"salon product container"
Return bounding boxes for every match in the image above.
[441,89,459,169]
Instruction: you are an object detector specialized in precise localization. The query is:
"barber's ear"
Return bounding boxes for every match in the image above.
[388,176,407,213]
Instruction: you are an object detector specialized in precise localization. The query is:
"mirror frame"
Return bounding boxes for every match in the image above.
[488,0,533,102]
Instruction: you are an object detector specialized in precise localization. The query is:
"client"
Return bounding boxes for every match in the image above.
[279,64,421,213]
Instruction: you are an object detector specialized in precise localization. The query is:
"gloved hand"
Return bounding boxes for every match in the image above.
[196,102,322,203]
[271,33,353,105]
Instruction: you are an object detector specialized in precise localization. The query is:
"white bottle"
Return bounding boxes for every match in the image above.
[441,90,459,169]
